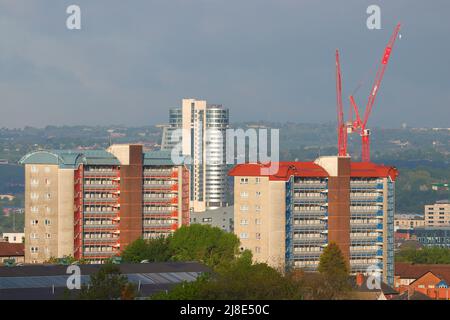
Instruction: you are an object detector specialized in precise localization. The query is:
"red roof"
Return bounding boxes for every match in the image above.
[396,262,450,283]
[228,161,398,181]
[0,242,24,257]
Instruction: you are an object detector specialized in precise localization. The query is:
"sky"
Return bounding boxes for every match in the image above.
[0,0,449,128]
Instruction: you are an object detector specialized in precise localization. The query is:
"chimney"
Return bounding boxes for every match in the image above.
[356,273,365,287]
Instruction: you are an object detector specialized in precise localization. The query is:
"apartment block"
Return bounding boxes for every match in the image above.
[425,200,450,227]
[394,214,425,230]
[229,156,398,285]
[161,98,230,212]
[19,145,189,264]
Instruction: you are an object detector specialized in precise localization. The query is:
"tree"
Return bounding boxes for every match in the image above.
[152,250,305,300]
[121,237,172,263]
[169,224,240,269]
[78,263,136,300]
[317,242,351,299]
[396,246,450,264]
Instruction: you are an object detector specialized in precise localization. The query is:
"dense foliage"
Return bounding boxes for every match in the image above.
[121,237,172,263]
[396,246,450,264]
[121,224,240,270]
[78,263,136,300]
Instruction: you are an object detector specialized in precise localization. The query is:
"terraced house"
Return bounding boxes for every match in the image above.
[19,144,189,264]
[229,156,398,285]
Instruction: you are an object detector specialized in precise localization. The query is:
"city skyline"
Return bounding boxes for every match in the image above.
[0,1,449,128]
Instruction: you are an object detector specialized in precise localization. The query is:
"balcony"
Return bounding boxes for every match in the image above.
[293,237,327,244]
[143,196,177,203]
[294,195,327,202]
[293,182,327,189]
[143,209,175,215]
[143,170,173,177]
[83,237,118,243]
[143,183,175,189]
[83,224,118,229]
[83,210,119,215]
[293,210,327,218]
[83,251,117,257]
[350,181,383,189]
[84,184,118,189]
[350,195,383,202]
[83,197,118,203]
[293,223,327,230]
[84,171,117,177]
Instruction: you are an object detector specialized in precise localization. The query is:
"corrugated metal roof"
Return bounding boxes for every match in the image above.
[19,149,185,168]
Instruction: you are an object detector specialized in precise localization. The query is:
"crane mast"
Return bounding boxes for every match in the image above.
[336,49,347,156]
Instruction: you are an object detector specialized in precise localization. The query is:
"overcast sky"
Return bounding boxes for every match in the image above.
[0,0,448,128]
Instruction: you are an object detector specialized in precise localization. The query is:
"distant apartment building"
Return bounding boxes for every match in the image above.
[413,227,450,248]
[1,233,24,244]
[19,145,189,264]
[394,214,425,230]
[161,98,230,212]
[425,200,450,227]
[229,156,398,285]
[190,206,234,233]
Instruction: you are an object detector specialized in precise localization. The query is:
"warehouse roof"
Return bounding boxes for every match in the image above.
[0,262,209,300]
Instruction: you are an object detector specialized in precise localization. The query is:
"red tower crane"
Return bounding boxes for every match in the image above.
[348,23,401,162]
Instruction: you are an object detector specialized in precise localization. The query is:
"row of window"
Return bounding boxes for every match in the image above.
[30,193,52,200]
[30,206,52,213]
[30,166,51,173]
[240,219,262,225]
[239,177,261,184]
[239,205,261,212]
[30,233,51,239]
[239,191,262,198]
[30,178,51,186]
[30,219,51,226]
[239,232,261,240]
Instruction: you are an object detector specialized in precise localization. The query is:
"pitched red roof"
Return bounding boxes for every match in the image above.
[0,242,24,257]
[228,161,398,181]
[395,262,450,283]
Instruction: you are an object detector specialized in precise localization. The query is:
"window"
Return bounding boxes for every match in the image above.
[255,219,261,225]
[31,206,38,213]
[30,233,38,239]
[44,219,51,226]
[30,247,39,254]
[255,247,261,253]
[44,166,51,173]
[255,178,260,184]
[240,232,249,239]
[45,193,51,200]
[240,178,249,184]
[240,191,249,198]
[45,178,51,185]
[31,166,38,173]
[255,205,261,212]
[240,205,249,212]
[256,233,261,240]
[30,193,39,200]
[256,191,261,197]
[31,220,38,226]
[240,219,248,225]
[202,218,212,223]
[46,233,51,239]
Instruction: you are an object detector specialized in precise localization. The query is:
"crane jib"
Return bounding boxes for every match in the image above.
[382,47,392,64]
